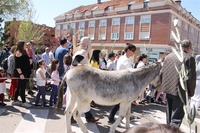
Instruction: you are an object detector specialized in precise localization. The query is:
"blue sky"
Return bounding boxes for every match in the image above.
[32,0,200,27]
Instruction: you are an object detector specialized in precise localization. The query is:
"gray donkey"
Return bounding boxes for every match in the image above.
[65,59,162,133]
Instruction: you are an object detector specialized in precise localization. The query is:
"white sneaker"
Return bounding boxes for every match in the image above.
[12,101,22,106]
[22,103,32,108]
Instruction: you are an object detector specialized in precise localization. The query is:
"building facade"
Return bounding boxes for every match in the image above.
[54,0,200,62]
[4,18,56,47]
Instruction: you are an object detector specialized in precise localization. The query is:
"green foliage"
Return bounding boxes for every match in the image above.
[0,0,30,19]
[15,1,45,45]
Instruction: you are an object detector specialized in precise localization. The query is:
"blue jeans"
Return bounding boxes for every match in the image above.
[109,104,120,121]
[35,86,46,105]
[49,84,58,106]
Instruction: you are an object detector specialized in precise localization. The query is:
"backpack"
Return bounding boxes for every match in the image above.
[1,58,8,70]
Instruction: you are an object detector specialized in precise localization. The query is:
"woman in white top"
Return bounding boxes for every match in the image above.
[35,60,49,107]
[136,54,148,104]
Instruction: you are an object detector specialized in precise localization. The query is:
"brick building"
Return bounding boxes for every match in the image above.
[5,18,56,47]
[54,0,200,62]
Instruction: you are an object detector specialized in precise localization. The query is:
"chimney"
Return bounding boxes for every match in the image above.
[97,0,101,4]
[174,0,181,6]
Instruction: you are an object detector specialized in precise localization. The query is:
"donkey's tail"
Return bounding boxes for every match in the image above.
[56,73,67,110]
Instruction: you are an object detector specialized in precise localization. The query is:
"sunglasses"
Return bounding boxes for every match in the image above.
[129,49,135,53]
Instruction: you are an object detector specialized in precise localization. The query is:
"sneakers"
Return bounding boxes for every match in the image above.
[12,101,22,106]
[42,104,49,107]
[86,117,99,123]
[22,103,32,108]
[108,119,115,124]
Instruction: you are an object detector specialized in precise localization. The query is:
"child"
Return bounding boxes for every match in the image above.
[35,60,49,107]
[50,59,60,107]
[0,67,7,106]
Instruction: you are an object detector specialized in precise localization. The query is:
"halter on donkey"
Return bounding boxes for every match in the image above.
[64,55,162,133]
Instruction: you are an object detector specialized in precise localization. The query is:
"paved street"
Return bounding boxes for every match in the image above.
[0,80,200,133]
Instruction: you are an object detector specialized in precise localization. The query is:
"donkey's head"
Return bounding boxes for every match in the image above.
[151,57,165,89]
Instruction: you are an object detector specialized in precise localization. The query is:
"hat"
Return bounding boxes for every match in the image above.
[108,52,115,59]
[181,40,192,47]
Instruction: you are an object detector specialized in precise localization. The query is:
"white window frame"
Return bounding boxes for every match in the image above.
[124,32,134,40]
[126,17,134,25]
[111,33,119,40]
[141,16,151,24]
[56,25,60,31]
[89,21,95,28]
[189,27,194,34]
[89,34,94,40]
[99,34,106,40]
[79,21,85,29]
[140,15,151,40]
[63,24,68,30]
[112,18,120,26]
[78,32,84,40]
[184,22,188,31]
[69,23,76,30]
[178,19,182,27]
[100,19,107,27]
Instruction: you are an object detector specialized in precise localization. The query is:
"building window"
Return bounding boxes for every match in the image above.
[126,17,134,24]
[143,0,149,8]
[141,17,151,23]
[89,21,95,27]
[99,34,106,40]
[100,19,107,27]
[56,25,60,31]
[178,19,182,27]
[125,32,133,39]
[78,33,84,40]
[63,24,68,30]
[69,23,76,30]
[189,27,194,34]
[112,18,120,26]
[184,22,188,31]
[105,6,113,13]
[111,33,119,39]
[140,15,151,40]
[89,34,94,40]
[79,22,85,29]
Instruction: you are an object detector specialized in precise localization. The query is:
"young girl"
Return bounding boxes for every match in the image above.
[35,60,49,107]
[50,59,60,107]
[0,67,7,106]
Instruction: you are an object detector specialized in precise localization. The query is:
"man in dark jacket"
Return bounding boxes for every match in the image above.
[161,39,196,127]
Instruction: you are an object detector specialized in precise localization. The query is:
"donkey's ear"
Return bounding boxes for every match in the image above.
[72,55,84,66]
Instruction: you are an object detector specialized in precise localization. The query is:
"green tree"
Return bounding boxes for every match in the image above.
[15,2,45,45]
[0,0,29,19]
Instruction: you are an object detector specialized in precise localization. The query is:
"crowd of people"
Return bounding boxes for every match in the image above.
[0,35,199,129]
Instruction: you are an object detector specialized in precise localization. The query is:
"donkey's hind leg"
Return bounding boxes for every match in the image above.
[73,99,90,133]
[65,94,76,133]
[109,102,130,133]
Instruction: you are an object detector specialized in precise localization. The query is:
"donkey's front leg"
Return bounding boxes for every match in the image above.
[65,94,76,133]
[125,105,131,129]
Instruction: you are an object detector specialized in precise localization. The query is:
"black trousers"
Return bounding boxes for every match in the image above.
[14,79,28,103]
[166,94,185,127]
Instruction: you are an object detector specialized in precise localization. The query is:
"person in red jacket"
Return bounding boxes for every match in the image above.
[0,67,7,106]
